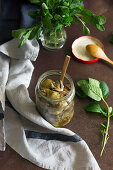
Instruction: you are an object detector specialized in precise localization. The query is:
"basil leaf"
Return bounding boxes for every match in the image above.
[75,87,87,98]
[101,123,106,128]
[47,0,55,9]
[99,81,109,99]
[101,129,106,137]
[80,9,96,25]
[96,15,106,25]
[82,24,90,35]
[18,30,32,48]
[77,80,103,101]
[80,9,105,31]
[29,0,41,4]
[42,3,48,9]
[28,10,41,19]
[108,107,113,117]
[12,28,28,39]
[61,6,69,14]
[96,24,105,31]
[85,103,107,116]
[109,107,112,113]
[28,25,41,40]
[88,78,100,87]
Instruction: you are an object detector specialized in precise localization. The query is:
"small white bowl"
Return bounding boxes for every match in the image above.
[72,35,104,63]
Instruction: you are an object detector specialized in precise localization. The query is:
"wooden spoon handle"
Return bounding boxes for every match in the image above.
[105,57,113,65]
[60,55,70,83]
[97,48,113,65]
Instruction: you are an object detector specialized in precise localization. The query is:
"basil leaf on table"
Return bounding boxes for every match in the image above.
[77,79,103,101]
[99,81,109,99]
[76,78,112,156]
[75,87,87,98]
[88,78,100,87]
[85,103,107,116]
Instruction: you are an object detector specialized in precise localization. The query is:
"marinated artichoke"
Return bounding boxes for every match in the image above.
[36,78,74,127]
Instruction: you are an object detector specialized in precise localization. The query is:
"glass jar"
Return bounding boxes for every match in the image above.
[35,70,75,127]
[40,27,67,50]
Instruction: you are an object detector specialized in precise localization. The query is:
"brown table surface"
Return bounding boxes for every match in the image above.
[1,0,113,170]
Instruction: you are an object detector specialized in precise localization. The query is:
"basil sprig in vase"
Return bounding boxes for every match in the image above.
[12,0,106,50]
[40,26,67,50]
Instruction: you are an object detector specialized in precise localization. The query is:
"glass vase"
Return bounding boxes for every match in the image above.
[40,27,67,50]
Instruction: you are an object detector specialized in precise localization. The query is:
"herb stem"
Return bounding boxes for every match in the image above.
[100,99,110,156]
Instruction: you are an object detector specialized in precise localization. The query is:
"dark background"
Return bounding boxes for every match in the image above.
[1,0,113,170]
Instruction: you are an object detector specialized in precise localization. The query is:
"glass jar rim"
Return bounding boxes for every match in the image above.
[35,70,75,102]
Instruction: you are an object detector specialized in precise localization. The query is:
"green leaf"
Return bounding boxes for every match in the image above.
[28,10,41,19]
[55,24,62,32]
[18,30,32,48]
[82,24,90,35]
[80,9,106,32]
[88,78,100,87]
[109,107,113,117]
[85,103,107,116]
[63,2,69,7]
[70,0,83,8]
[76,4,84,12]
[96,24,105,31]
[29,0,41,4]
[12,28,28,39]
[61,6,69,14]
[101,123,106,129]
[28,25,41,40]
[63,16,73,25]
[54,14,61,21]
[77,79,103,101]
[101,129,105,137]
[70,3,77,9]
[72,16,80,24]
[47,0,55,9]
[42,15,52,29]
[42,3,48,9]
[99,81,109,99]
[96,15,106,25]
[75,87,87,98]
[109,107,112,113]
[80,9,95,24]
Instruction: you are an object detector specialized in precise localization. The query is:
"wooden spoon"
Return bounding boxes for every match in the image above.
[86,44,113,65]
[60,55,70,82]
[60,55,70,89]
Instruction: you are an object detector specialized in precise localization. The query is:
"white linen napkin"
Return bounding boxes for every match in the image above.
[0,38,39,61]
[0,38,100,169]
[0,53,10,151]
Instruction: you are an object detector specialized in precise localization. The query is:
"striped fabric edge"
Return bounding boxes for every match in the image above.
[25,130,82,143]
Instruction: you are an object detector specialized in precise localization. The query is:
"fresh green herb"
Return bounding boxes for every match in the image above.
[84,103,107,117]
[75,86,87,98]
[76,78,112,156]
[99,81,109,99]
[12,0,106,47]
